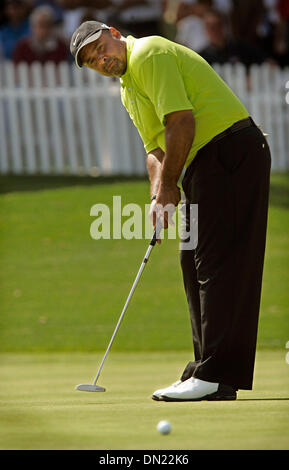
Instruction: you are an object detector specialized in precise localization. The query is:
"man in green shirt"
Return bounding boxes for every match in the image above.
[70,21,271,401]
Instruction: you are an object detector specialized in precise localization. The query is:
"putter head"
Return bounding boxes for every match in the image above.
[75,384,106,392]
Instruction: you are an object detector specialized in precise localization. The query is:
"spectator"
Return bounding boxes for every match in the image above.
[55,0,110,39]
[175,1,213,53]
[32,1,64,24]
[172,0,233,52]
[199,8,269,67]
[273,0,289,66]
[176,0,233,20]
[242,0,282,60]
[229,0,288,66]
[97,1,162,37]
[0,0,31,59]
[1,3,7,26]
[13,5,69,64]
[230,0,266,46]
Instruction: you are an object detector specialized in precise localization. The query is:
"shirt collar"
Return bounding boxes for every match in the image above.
[120,35,135,84]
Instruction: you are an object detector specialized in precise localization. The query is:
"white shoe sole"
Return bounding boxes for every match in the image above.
[161,388,237,402]
[152,394,164,401]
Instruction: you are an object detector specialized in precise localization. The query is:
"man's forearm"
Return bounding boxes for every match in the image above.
[147,148,165,197]
[147,112,194,229]
[161,111,195,187]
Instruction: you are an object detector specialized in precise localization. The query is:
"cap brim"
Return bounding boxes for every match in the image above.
[75,30,103,68]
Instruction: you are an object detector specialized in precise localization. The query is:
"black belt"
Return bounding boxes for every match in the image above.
[210,117,255,144]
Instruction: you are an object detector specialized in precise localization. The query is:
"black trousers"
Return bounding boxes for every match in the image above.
[179,121,271,390]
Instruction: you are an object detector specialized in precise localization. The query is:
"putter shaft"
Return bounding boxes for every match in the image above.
[92,228,159,386]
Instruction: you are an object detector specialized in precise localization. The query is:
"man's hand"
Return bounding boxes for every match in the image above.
[149,183,181,243]
[149,199,164,245]
[157,182,181,208]
[156,182,181,229]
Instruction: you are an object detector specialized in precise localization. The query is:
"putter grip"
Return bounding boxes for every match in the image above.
[150,229,157,246]
[150,224,162,246]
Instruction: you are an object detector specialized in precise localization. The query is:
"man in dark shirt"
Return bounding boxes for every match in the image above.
[0,0,30,59]
[199,8,268,67]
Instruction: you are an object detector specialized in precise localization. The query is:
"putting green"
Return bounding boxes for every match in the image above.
[0,174,288,353]
[0,350,288,450]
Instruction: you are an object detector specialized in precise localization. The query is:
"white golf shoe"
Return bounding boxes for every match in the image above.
[152,380,183,401]
[161,377,237,401]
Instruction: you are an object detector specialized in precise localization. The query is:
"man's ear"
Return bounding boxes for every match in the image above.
[109,27,121,39]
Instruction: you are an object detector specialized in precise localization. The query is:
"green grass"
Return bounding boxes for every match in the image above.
[0,350,288,450]
[0,173,288,451]
[0,173,288,352]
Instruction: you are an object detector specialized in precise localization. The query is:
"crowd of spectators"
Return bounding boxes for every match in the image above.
[0,0,288,67]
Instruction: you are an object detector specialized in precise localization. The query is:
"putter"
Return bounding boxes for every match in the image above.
[75,225,161,392]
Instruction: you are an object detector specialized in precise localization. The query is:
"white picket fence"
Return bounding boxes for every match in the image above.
[0,61,288,176]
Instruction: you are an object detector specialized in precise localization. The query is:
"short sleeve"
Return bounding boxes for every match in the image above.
[144,140,159,153]
[136,53,194,126]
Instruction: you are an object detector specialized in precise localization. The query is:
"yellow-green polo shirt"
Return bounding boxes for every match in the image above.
[120,35,249,167]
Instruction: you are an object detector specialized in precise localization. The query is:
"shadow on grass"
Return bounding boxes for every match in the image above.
[0,174,147,195]
[0,173,288,209]
[237,398,289,401]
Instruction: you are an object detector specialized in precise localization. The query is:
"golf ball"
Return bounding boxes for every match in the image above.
[157,420,171,435]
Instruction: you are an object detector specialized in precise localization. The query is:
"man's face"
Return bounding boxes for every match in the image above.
[32,17,53,42]
[79,28,127,77]
[5,1,28,23]
[204,13,225,44]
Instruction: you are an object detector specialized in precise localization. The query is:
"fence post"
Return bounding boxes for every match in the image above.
[0,63,9,173]
[18,62,37,174]
[31,62,50,174]
[72,65,92,174]
[59,62,79,175]
[4,61,22,174]
[45,62,65,174]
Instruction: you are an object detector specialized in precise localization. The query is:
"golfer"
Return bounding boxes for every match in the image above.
[70,21,271,401]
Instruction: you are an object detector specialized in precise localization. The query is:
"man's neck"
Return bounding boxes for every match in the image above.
[121,37,128,75]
